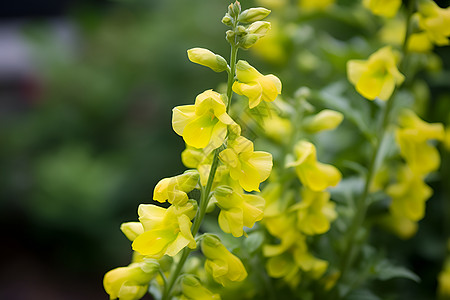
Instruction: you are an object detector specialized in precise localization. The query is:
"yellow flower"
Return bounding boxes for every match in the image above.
[363,0,402,18]
[187,48,228,73]
[291,188,337,235]
[153,170,200,205]
[120,222,144,242]
[408,32,434,53]
[103,259,159,300]
[180,275,221,300]
[132,202,197,258]
[266,254,300,287]
[293,249,328,279]
[416,0,450,46]
[287,140,341,191]
[219,136,273,192]
[347,46,405,100]
[172,90,238,149]
[251,19,287,65]
[387,166,433,222]
[303,109,344,133]
[299,0,335,11]
[214,185,265,237]
[395,109,445,175]
[232,60,282,108]
[201,235,248,286]
[378,214,418,239]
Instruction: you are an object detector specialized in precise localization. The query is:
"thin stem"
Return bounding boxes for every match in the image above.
[161,34,239,300]
[337,0,416,293]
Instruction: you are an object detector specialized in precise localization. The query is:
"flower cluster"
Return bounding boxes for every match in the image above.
[103,2,280,299]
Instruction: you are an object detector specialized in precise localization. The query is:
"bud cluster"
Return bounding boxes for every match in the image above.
[222,1,271,49]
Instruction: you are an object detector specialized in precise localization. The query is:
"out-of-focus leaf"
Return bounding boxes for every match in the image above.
[244,231,265,254]
[373,259,420,283]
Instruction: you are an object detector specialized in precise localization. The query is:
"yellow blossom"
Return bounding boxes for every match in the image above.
[266,254,301,287]
[363,0,402,18]
[287,140,341,191]
[180,275,221,300]
[214,185,265,237]
[232,60,282,108]
[219,136,272,192]
[299,0,335,11]
[132,202,197,258]
[416,0,450,46]
[291,188,337,235]
[378,214,418,239]
[293,249,328,279]
[120,222,144,242]
[187,48,228,73]
[395,109,445,175]
[347,46,405,100]
[387,166,433,222]
[201,235,248,286]
[172,90,238,149]
[153,170,200,205]
[303,109,344,133]
[408,32,434,53]
[103,259,159,300]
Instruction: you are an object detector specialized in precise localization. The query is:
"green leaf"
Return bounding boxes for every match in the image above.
[373,259,421,283]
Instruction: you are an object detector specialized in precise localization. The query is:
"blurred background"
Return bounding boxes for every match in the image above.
[0,0,449,299]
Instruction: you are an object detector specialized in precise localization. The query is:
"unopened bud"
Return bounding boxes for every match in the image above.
[222,14,233,26]
[236,25,246,34]
[240,34,259,49]
[303,110,344,133]
[238,7,271,23]
[187,48,228,73]
[247,21,271,37]
[226,30,236,44]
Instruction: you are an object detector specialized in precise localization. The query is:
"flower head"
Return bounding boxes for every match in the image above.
[363,0,402,18]
[387,165,433,221]
[219,136,272,192]
[132,202,197,258]
[232,60,281,108]
[416,0,450,46]
[287,140,341,191]
[395,109,445,175]
[291,188,337,235]
[173,90,239,149]
[347,46,404,100]
[201,235,248,286]
[214,185,265,237]
[103,259,159,300]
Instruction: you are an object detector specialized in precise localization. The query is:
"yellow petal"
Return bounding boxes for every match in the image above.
[183,115,217,148]
[235,60,262,82]
[248,151,273,182]
[172,105,196,136]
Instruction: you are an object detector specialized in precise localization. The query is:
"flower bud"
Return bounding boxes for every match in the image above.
[226,30,236,44]
[120,222,144,241]
[187,48,228,73]
[247,21,271,37]
[240,34,259,49]
[222,14,233,26]
[228,1,242,18]
[303,109,344,133]
[181,275,221,300]
[214,185,236,210]
[238,7,271,23]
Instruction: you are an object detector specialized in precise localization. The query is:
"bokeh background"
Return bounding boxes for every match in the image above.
[0,0,449,299]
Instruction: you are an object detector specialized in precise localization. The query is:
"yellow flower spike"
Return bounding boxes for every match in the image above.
[103,259,159,300]
[291,187,337,235]
[219,136,273,192]
[363,0,402,18]
[299,0,335,11]
[132,202,197,258]
[396,109,445,175]
[153,170,199,205]
[180,275,221,300]
[172,90,238,149]
[232,60,281,109]
[347,46,405,101]
[417,0,450,46]
[287,140,341,191]
[303,109,344,133]
[120,222,144,242]
[387,166,433,222]
[187,48,228,73]
[214,185,265,237]
[201,234,248,286]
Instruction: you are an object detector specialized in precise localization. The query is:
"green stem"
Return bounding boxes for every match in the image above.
[337,0,416,293]
[161,39,239,300]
